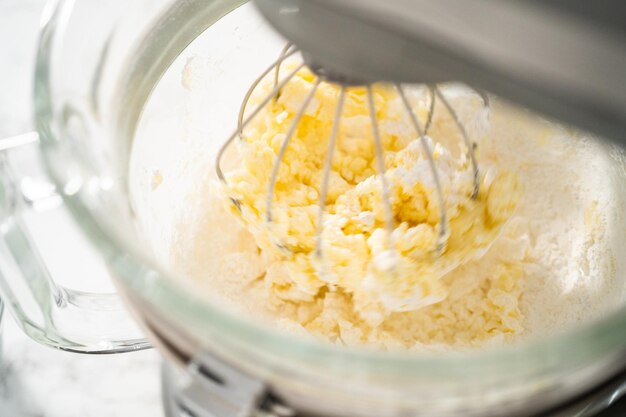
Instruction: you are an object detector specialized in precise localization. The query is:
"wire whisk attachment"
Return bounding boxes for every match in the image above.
[216,45,490,274]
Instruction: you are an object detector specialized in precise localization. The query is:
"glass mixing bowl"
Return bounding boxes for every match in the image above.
[2,0,626,415]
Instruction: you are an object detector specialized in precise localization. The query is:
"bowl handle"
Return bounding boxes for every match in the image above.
[0,132,151,354]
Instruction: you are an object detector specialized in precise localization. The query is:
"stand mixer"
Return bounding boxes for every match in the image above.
[1,0,626,416]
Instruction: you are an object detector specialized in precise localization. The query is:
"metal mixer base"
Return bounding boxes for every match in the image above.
[161,361,626,417]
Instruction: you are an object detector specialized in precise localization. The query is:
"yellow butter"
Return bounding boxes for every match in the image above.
[223,66,524,347]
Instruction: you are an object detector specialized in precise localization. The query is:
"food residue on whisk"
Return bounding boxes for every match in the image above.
[222,65,524,341]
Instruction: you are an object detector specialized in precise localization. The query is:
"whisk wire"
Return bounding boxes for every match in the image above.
[431,85,480,198]
[216,61,305,183]
[273,43,295,99]
[367,86,396,248]
[474,88,490,107]
[424,87,436,134]
[266,78,322,223]
[396,84,449,254]
[237,47,299,140]
[315,87,346,259]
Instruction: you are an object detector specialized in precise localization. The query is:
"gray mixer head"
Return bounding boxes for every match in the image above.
[254,0,626,146]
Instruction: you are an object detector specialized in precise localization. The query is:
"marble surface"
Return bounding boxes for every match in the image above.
[0,1,164,416]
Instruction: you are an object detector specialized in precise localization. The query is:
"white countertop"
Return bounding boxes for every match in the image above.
[0,1,164,416]
[0,319,163,417]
